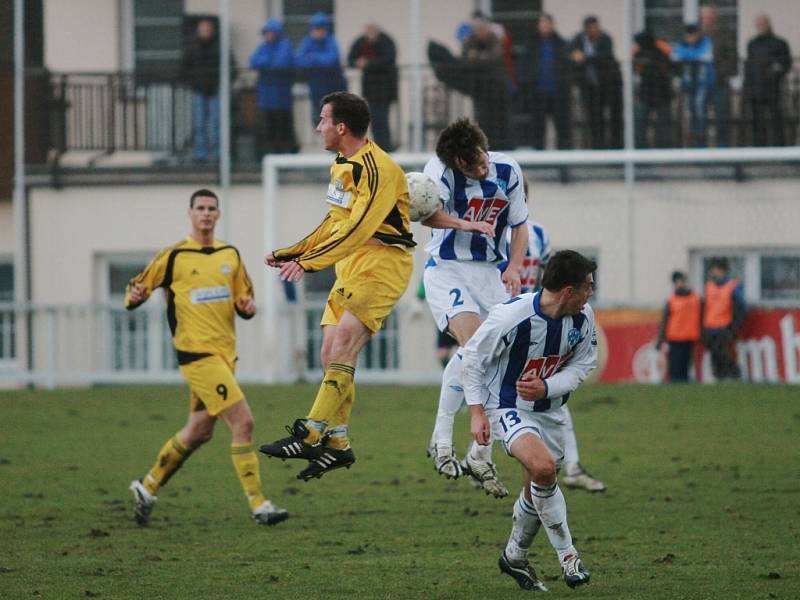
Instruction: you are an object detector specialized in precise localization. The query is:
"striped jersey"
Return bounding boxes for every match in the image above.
[500,220,551,293]
[273,140,415,272]
[423,151,528,262]
[462,292,597,413]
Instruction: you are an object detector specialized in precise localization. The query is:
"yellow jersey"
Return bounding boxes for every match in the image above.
[273,140,415,272]
[124,236,254,364]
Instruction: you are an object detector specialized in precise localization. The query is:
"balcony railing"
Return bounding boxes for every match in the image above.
[24,60,800,171]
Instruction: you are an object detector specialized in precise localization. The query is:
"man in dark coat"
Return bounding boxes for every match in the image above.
[183,19,223,162]
[348,24,398,150]
[744,14,793,146]
[522,13,572,149]
[569,16,623,149]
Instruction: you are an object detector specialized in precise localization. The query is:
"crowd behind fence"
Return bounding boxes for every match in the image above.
[29,59,800,170]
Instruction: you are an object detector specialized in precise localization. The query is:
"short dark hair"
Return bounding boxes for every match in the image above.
[190,189,219,208]
[435,118,489,172]
[709,257,729,272]
[684,23,700,35]
[541,250,597,292]
[583,15,599,28]
[671,270,686,283]
[321,91,371,138]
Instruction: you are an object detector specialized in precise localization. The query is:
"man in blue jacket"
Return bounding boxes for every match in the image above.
[249,19,298,154]
[296,12,347,124]
[672,24,715,147]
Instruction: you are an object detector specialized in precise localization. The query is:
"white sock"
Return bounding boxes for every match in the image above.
[529,481,576,562]
[468,439,493,462]
[562,406,581,474]
[504,489,542,564]
[431,350,464,447]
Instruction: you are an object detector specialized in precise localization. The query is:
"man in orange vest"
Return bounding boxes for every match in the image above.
[657,271,701,382]
[702,258,745,380]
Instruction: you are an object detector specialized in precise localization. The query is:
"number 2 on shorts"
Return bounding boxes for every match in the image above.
[449,288,464,307]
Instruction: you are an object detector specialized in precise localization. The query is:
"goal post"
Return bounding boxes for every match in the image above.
[263,147,800,384]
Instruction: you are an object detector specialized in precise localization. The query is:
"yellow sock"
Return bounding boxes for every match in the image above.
[231,443,266,511]
[323,366,356,450]
[143,433,193,495]
[306,362,355,443]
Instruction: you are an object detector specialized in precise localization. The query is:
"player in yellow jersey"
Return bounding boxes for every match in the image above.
[127,189,288,526]
[260,91,415,481]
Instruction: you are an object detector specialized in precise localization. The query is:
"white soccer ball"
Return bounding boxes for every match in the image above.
[405,171,441,222]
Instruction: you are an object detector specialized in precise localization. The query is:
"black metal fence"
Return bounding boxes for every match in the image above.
[27,61,800,169]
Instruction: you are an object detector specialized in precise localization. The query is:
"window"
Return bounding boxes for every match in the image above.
[133,0,183,80]
[760,256,800,302]
[644,0,684,42]
[0,262,14,363]
[283,0,335,47]
[103,256,176,372]
[692,249,800,305]
[490,0,542,55]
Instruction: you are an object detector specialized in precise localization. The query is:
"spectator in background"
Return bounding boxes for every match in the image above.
[249,19,298,155]
[461,12,511,149]
[702,258,745,380]
[671,24,715,147]
[633,31,673,148]
[569,16,623,149]
[183,19,223,163]
[296,12,347,124]
[457,11,517,95]
[744,14,792,146]
[348,24,398,150]
[523,13,572,149]
[700,5,737,147]
[656,271,701,382]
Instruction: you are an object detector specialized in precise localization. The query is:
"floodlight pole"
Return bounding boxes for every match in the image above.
[410,0,423,152]
[13,0,29,374]
[622,0,636,305]
[219,0,231,241]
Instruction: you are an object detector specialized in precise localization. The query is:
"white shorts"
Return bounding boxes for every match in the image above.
[423,258,509,332]
[489,405,567,468]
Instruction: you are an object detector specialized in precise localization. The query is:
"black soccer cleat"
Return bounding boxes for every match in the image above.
[296,446,356,481]
[259,419,321,460]
[498,552,548,592]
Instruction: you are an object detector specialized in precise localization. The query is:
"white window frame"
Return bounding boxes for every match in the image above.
[690,248,800,307]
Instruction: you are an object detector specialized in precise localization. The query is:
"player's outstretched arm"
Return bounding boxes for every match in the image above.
[421,208,495,237]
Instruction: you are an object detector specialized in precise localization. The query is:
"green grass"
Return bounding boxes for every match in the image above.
[1,383,799,599]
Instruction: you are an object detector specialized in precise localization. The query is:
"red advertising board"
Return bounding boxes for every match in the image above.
[594,308,800,383]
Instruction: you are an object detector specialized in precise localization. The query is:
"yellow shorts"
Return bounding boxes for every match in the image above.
[179,354,245,416]
[321,244,413,333]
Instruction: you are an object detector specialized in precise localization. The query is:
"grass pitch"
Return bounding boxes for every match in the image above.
[2,383,798,599]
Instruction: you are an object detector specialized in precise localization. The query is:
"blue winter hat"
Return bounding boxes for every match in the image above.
[261,18,283,33]
[308,12,330,29]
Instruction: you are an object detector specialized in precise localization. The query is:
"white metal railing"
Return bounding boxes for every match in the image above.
[0,300,411,389]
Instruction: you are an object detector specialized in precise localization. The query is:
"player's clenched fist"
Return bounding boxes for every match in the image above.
[516,373,547,401]
[129,283,149,305]
[236,296,256,317]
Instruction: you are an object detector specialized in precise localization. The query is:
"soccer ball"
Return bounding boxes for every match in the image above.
[405,172,440,222]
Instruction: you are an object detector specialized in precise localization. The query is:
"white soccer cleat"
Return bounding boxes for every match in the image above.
[461,455,509,498]
[129,479,157,526]
[562,464,606,493]
[432,444,462,479]
[252,499,289,526]
[561,553,591,588]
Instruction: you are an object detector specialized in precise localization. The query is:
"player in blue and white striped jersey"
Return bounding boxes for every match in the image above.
[500,212,606,492]
[420,119,529,496]
[463,250,596,591]
[501,219,551,294]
